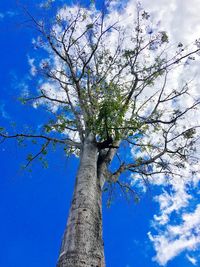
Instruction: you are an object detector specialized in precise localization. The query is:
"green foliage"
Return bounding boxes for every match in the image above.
[142,11,150,20]
[32,139,38,145]
[160,31,169,43]
[86,23,93,30]
[183,128,196,139]
[123,49,136,58]
[18,97,27,105]
[135,157,143,164]
[27,153,33,161]
[94,83,127,140]
[42,149,47,155]
[17,136,26,147]
[134,195,140,203]
[44,115,76,134]
[40,158,49,168]
[44,125,52,133]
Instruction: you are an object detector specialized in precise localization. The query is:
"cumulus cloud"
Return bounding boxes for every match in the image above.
[148,204,200,265]
[142,0,200,44]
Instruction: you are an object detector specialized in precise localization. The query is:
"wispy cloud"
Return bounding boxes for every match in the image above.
[0,103,10,120]
[0,13,4,20]
[27,56,37,76]
[0,10,18,21]
[39,0,55,8]
[186,254,197,266]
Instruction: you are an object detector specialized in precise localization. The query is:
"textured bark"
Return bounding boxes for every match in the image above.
[57,135,105,267]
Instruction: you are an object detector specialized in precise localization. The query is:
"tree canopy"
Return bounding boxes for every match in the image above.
[2,1,200,186]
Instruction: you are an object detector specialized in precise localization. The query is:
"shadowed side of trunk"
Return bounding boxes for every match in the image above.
[57,135,105,267]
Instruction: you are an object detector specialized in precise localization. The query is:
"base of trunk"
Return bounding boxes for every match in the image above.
[57,251,104,267]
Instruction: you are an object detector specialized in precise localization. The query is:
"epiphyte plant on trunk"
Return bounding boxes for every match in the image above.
[1,0,200,266]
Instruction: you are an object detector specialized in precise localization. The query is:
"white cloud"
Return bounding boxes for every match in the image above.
[186,254,197,266]
[39,0,55,8]
[0,10,17,21]
[149,204,200,265]
[0,13,4,20]
[28,56,37,76]
[33,82,67,112]
[142,0,200,44]
[0,103,10,120]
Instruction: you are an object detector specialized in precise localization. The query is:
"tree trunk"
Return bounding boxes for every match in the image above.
[57,135,105,267]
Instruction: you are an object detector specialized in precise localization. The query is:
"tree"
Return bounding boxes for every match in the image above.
[1,1,200,266]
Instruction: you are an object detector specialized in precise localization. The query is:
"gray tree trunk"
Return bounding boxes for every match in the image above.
[57,135,105,267]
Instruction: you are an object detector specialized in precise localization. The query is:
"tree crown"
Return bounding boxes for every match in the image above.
[1,1,200,193]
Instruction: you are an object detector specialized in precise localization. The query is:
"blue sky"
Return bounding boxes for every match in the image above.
[1,1,200,267]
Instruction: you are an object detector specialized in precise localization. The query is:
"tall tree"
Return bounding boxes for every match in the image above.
[1,1,200,266]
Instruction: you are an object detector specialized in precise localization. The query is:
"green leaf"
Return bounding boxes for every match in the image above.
[134,196,140,203]
[27,153,33,161]
[142,11,150,20]
[86,23,93,30]
[32,139,37,145]
[82,14,87,20]
[183,128,196,139]
[136,157,143,164]
[44,125,52,133]
[42,149,47,155]
[42,160,48,169]
[160,31,169,43]
[18,97,27,105]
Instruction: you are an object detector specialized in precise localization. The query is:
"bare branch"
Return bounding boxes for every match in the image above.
[0,132,81,148]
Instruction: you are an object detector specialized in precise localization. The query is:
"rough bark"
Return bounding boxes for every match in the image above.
[57,135,105,267]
